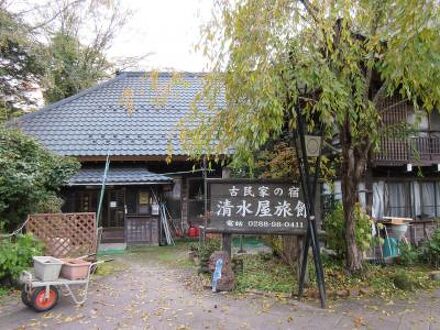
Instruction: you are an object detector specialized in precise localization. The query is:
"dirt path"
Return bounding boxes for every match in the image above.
[0,251,439,330]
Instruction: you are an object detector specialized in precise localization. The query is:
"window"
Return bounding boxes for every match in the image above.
[384,182,411,217]
[126,189,152,215]
[420,182,435,218]
[138,191,150,214]
[164,177,181,220]
[372,181,384,219]
[188,178,205,223]
[373,180,440,220]
[413,181,439,219]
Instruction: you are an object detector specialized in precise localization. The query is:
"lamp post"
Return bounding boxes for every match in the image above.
[293,90,327,308]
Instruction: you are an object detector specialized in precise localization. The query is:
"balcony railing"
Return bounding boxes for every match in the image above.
[374,134,440,165]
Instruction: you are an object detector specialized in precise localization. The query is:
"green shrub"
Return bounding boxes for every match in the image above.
[392,271,419,291]
[324,202,377,258]
[0,234,43,285]
[190,238,221,273]
[0,128,80,230]
[419,228,440,269]
[397,242,420,266]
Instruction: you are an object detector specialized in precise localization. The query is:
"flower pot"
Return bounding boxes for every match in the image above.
[60,258,91,280]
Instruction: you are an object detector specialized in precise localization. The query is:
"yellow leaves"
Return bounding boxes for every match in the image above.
[176,325,191,330]
[119,87,135,117]
[353,315,366,328]
[141,311,149,322]
[166,140,174,164]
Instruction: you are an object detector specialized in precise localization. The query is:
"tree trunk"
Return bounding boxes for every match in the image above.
[340,121,367,273]
[342,182,363,272]
[281,235,301,266]
[296,235,310,286]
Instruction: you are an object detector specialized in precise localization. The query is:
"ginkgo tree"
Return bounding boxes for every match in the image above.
[182,0,440,272]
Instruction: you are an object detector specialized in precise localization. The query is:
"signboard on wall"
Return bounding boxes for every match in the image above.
[208,179,308,234]
[138,191,149,205]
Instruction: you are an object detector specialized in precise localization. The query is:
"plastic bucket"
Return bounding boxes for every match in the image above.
[383,238,399,258]
[33,256,64,281]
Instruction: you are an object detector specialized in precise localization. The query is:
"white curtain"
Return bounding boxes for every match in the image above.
[421,182,435,218]
[385,182,408,217]
[411,181,421,218]
[358,182,366,210]
[334,181,342,200]
[436,182,440,217]
[372,181,384,219]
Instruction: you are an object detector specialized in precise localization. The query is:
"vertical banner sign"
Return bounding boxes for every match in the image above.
[208,179,308,234]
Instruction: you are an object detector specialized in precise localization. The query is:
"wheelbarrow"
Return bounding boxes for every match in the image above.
[20,259,108,312]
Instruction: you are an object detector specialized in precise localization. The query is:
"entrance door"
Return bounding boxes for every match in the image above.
[102,189,125,243]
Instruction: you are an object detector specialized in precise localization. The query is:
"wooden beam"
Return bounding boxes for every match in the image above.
[221,167,232,257]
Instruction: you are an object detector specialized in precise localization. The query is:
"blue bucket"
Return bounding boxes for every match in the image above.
[383,237,399,258]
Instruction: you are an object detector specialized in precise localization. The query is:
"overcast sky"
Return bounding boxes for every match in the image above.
[108,0,213,72]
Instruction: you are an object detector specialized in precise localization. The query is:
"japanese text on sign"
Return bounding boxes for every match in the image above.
[208,180,309,234]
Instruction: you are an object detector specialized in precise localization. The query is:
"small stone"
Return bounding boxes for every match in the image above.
[429,271,440,281]
[327,290,336,298]
[393,273,416,291]
[349,288,360,297]
[359,288,370,295]
[188,251,197,260]
[306,288,319,298]
[336,289,350,297]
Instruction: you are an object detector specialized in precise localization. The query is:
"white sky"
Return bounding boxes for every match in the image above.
[108,0,213,72]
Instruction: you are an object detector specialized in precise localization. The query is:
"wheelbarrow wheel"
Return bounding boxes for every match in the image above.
[31,286,59,312]
[21,286,32,307]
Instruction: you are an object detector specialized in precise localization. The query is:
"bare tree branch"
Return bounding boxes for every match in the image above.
[28,0,85,32]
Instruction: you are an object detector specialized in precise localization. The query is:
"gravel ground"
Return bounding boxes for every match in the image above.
[0,248,439,330]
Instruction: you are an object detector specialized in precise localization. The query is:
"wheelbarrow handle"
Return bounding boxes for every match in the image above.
[76,253,97,260]
[91,259,113,266]
[88,258,113,273]
[20,270,33,284]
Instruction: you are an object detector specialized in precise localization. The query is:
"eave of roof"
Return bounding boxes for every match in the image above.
[67,165,173,186]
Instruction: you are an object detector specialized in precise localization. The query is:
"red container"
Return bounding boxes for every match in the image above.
[188,226,199,237]
[60,258,91,280]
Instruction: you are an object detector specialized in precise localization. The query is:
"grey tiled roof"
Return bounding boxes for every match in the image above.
[14,72,224,157]
[68,165,173,185]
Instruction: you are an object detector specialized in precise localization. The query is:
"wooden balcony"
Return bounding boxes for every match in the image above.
[374,133,440,165]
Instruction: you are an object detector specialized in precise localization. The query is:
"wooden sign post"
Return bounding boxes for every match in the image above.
[203,106,327,308]
[205,178,325,308]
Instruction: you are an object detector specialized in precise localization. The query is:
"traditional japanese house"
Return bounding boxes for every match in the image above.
[13,72,223,245]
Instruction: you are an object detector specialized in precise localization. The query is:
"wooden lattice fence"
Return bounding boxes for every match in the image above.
[26,213,97,258]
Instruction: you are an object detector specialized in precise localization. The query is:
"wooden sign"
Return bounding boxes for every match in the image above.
[138,191,149,205]
[208,179,308,234]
